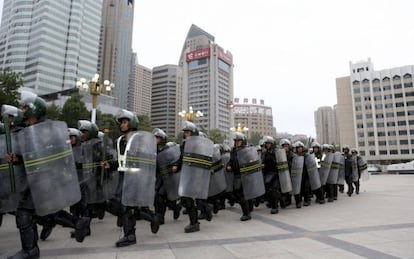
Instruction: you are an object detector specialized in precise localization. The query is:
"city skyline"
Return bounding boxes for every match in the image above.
[2,1,414,137]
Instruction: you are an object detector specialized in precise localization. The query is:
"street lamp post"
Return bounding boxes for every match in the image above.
[230,122,249,134]
[178,106,203,122]
[76,74,115,124]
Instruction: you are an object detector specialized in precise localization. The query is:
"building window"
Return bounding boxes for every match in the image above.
[366,122,373,128]
[389,140,397,145]
[397,111,405,116]
[378,141,386,146]
[363,87,370,92]
[394,84,402,89]
[355,106,362,111]
[390,150,398,155]
[375,104,383,109]
[405,91,414,97]
[398,121,407,126]
[383,85,391,91]
[410,129,414,134]
[354,97,361,102]
[409,120,414,125]
[365,104,372,110]
[366,113,372,119]
[376,113,384,118]
[379,150,388,155]
[373,87,381,92]
[400,140,409,145]
[354,88,360,94]
[399,130,408,135]
[369,150,376,155]
[403,73,412,79]
[360,151,365,156]
[357,123,364,129]
[368,141,375,146]
[386,121,395,126]
[386,112,394,117]
[378,132,386,137]
[404,82,413,88]
[395,102,404,108]
[358,141,365,147]
[377,122,385,127]
[358,132,364,137]
[401,149,410,154]
[356,114,363,120]
[388,131,396,136]
[368,131,374,137]
[407,101,414,106]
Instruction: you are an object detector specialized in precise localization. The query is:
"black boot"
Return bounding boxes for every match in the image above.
[355,181,360,194]
[338,184,344,193]
[333,184,338,200]
[74,217,91,243]
[294,194,302,208]
[115,210,136,247]
[239,199,251,221]
[184,205,200,233]
[172,202,181,220]
[0,213,3,227]
[38,214,56,241]
[327,184,334,202]
[10,210,40,259]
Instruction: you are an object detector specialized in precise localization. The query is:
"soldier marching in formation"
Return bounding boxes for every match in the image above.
[0,93,368,259]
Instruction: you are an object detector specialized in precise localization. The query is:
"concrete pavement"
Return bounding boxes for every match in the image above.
[1,174,413,259]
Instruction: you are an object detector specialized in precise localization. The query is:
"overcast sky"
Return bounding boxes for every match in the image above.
[1,0,414,137]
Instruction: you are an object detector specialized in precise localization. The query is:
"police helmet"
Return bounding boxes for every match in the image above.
[182,121,199,136]
[233,132,247,146]
[279,138,291,147]
[311,142,321,148]
[262,136,275,145]
[342,145,350,151]
[294,141,305,148]
[153,128,167,145]
[78,120,99,140]
[20,91,47,120]
[1,104,24,126]
[115,109,139,131]
[68,128,82,143]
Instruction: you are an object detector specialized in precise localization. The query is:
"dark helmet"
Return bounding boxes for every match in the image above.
[1,104,24,126]
[20,91,47,120]
[115,109,139,131]
[279,138,291,147]
[68,128,82,143]
[311,142,321,149]
[294,141,305,148]
[233,132,247,146]
[182,120,199,136]
[78,120,99,140]
[152,128,167,145]
[262,136,275,145]
[342,145,350,151]
[0,122,4,134]
[350,148,358,155]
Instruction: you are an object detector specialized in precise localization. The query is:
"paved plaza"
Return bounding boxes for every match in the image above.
[1,174,413,259]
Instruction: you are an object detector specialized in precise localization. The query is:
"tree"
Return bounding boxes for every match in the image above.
[96,111,120,143]
[46,103,61,120]
[208,128,226,144]
[248,132,262,146]
[0,68,23,107]
[137,115,152,132]
[60,94,89,127]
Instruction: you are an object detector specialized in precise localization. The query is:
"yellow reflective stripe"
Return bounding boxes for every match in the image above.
[183,156,212,167]
[331,162,340,169]
[127,157,156,165]
[240,162,261,174]
[0,164,8,170]
[25,149,71,165]
[277,161,288,171]
[25,150,72,168]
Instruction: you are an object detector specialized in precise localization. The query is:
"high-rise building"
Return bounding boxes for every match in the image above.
[233,98,276,139]
[0,0,103,94]
[336,58,414,163]
[151,64,183,137]
[314,106,339,145]
[98,0,134,109]
[128,59,152,116]
[179,24,234,135]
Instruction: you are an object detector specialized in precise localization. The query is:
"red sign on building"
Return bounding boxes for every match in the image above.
[186,48,211,62]
[218,48,233,65]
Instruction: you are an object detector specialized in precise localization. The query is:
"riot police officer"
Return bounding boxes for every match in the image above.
[342,146,354,196]
[261,136,281,214]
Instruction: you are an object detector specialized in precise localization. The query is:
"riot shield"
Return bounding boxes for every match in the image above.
[0,133,27,212]
[179,136,214,199]
[276,149,292,193]
[351,156,359,182]
[327,152,341,184]
[122,131,157,207]
[358,156,369,181]
[222,153,234,192]
[319,153,333,185]
[82,139,108,203]
[208,145,226,197]
[19,121,80,216]
[337,155,345,185]
[290,155,304,195]
[237,147,265,200]
[157,143,181,201]
[304,153,321,190]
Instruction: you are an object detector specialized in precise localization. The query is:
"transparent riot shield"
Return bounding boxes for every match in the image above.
[304,153,321,191]
[19,121,80,216]
[122,131,157,207]
[337,155,345,185]
[179,136,214,199]
[157,143,181,201]
[327,152,341,184]
[319,153,333,185]
[237,147,265,200]
[358,156,369,181]
[290,155,304,195]
[221,153,233,192]
[276,149,292,193]
[351,156,359,182]
[208,145,226,197]
[0,133,27,212]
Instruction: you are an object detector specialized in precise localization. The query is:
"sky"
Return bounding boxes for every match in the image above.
[1,0,414,137]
